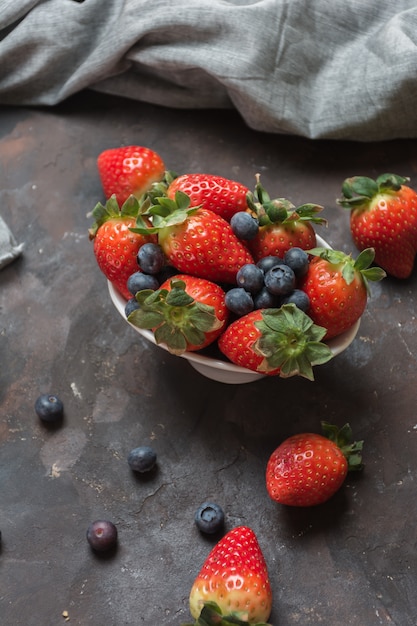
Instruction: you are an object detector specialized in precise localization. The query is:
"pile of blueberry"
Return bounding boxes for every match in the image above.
[224,247,310,317]
[124,241,311,319]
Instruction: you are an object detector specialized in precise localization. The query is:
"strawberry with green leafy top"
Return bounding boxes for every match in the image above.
[127,275,228,354]
[218,303,333,380]
[132,190,254,284]
[89,195,156,300]
[184,526,272,626]
[246,175,326,261]
[300,247,386,340]
[97,145,166,205]
[167,173,250,222]
[338,173,417,279]
[266,422,364,506]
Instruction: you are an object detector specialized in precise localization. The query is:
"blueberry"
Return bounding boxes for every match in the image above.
[127,446,157,473]
[281,289,311,312]
[283,247,309,278]
[194,502,225,534]
[86,520,118,552]
[34,394,64,423]
[137,243,166,275]
[225,288,254,316]
[256,255,284,273]
[155,264,179,285]
[236,264,264,294]
[264,264,296,295]
[230,211,259,240]
[127,271,159,295]
[254,286,280,309]
[125,297,141,317]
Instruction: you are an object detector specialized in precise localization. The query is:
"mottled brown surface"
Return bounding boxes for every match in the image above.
[1,92,417,626]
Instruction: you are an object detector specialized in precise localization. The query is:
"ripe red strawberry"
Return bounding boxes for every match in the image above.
[127,275,229,354]
[266,422,364,507]
[89,195,156,300]
[218,304,333,380]
[97,145,166,205]
[166,173,250,222]
[300,247,386,340]
[132,191,254,283]
[338,173,417,279]
[246,176,326,261]
[185,525,272,625]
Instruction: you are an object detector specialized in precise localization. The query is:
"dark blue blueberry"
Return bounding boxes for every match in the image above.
[264,264,296,295]
[86,520,118,552]
[281,289,311,312]
[127,271,159,295]
[283,247,310,278]
[230,211,259,240]
[254,286,280,309]
[194,502,225,534]
[125,297,141,317]
[156,264,179,285]
[256,255,284,273]
[34,394,64,423]
[127,446,157,473]
[137,242,166,275]
[236,264,264,294]
[225,288,254,316]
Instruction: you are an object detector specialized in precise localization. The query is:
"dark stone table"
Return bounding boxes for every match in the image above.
[1,92,416,626]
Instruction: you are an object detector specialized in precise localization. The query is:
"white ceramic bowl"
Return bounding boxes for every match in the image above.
[108,235,360,384]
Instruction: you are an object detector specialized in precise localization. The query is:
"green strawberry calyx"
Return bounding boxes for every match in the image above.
[127,279,223,355]
[130,190,200,235]
[253,304,333,381]
[88,194,142,239]
[337,173,409,209]
[246,174,327,227]
[181,601,271,626]
[321,421,364,471]
[308,247,386,292]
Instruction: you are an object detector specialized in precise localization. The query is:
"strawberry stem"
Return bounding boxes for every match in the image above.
[181,601,272,626]
[321,421,364,471]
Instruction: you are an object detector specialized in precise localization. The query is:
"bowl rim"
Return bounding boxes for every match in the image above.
[107,234,360,377]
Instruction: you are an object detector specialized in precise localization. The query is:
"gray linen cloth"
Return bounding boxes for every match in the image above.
[0,216,23,269]
[1,0,417,140]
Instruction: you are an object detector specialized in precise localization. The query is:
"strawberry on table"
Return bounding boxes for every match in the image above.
[246,175,326,261]
[184,525,272,625]
[266,422,364,507]
[88,195,156,300]
[132,190,254,284]
[97,145,166,205]
[127,275,229,354]
[300,247,386,340]
[167,173,250,222]
[218,303,333,380]
[338,173,417,279]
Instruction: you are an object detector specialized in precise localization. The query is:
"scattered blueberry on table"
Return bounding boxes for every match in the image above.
[34,394,64,423]
[127,446,157,473]
[86,520,118,552]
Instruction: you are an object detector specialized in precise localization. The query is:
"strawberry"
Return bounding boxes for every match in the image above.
[265,422,364,507]
[338,173,417,279]
[89,195,156,300]
[97,145,166,205]
[127,275,228,354]
[217,304,333,380]
[132,190,254,284]
[184,525,272,625]
[246,176,326,261]
[300,247,386,340]
[167,173,250,222]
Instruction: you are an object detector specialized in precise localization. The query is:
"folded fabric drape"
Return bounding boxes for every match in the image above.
[1,0,417,141]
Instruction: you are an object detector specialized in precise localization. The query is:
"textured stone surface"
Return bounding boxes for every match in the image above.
[1,92,417,625]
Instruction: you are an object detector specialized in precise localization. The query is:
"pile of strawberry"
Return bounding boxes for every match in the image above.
[89,145,417,381]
